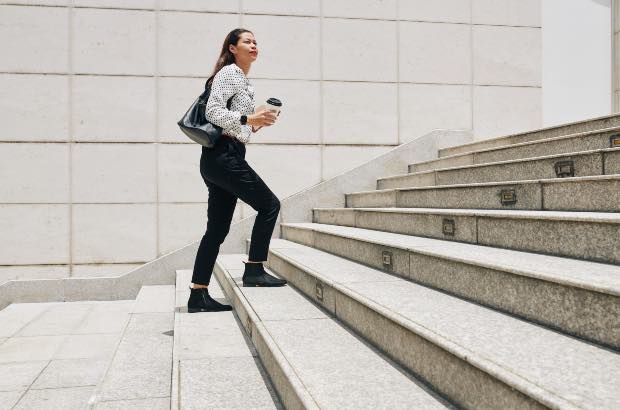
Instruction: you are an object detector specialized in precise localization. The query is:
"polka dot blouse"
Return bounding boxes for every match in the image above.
[205,63,255,144]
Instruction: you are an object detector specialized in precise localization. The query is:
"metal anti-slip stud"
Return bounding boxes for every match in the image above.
[554,160,575,178]
[316,282,324,302]
[442,219,456,236]
[499,189,517,205]
[610,134,620,148]
[382,250,393,271]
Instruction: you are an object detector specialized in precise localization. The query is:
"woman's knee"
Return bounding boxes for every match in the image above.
[272,196,281,212]
[259,196,280,218]
[204,222,231,244]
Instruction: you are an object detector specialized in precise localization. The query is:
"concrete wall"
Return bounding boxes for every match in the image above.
[542,0,612,126]
[0,0,541,280]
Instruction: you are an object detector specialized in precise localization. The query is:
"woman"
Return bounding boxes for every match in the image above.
[188,28,287,313]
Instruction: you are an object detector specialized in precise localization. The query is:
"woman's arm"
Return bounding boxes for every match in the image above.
[204,66,245,134]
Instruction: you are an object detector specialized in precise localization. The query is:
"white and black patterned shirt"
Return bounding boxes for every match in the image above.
[205,63,255,144]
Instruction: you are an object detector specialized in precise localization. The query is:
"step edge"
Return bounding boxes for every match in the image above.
[346,174,620,196]
[417,126,620,166]
[438,113,620,156]
[312,207,620,224]
[381,147,620,182]
[280,223,620,297]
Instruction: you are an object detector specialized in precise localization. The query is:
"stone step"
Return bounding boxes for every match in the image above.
[378,148,620,190]
[346,175,620,212]
[213,253,452,410]
[264,238,620,409]
[171,270,281,410]
[313,207,620,264]
[412,127,620,173]
[279,223,620,350]
[439,112,620,158]
[88,285,175,409]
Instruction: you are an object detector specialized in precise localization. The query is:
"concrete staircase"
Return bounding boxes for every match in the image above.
[1,115,619,409]
[217,120,620,408]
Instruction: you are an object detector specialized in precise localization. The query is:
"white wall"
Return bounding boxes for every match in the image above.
[542,0,612,126]
[0,0,542,280]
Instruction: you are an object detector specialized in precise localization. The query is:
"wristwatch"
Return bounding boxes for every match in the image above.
[240,115,247,125]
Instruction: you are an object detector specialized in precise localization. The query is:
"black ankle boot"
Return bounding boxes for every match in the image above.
[242,262,287,287]
[187,286,232,312]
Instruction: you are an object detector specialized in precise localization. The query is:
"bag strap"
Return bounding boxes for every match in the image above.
[200,75,235,109]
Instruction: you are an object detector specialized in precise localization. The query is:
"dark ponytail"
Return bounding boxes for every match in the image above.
[208,28,253,84]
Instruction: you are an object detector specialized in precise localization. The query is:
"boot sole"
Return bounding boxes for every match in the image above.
[188,307,233,313]
[242,282,287,287]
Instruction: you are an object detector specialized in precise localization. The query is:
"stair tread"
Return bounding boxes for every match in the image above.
[314,207,620,223]
[416,125,620,165]
[439,113,620,157]
[216,254,450,409]
[348,174,620,195]
[268,239,620,410]
[381,147,620,182]
[172,270,280,410]
[132,285,175,313]
[281,223,620,296]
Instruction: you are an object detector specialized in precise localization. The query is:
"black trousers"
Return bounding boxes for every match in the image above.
[192,136,280,285]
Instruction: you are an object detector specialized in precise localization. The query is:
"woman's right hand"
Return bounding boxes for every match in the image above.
[247,108,277,127]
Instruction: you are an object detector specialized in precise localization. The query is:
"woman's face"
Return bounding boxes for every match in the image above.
[231,32,258,64]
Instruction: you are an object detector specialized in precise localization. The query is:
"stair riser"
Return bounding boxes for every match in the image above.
[414,131,619,173]
[266,251,548,409]
[409,253,620,349]
[411,154,474,173]
[212,263,319,410]
[478,131,618,165]
[439,115,620,157]
[346,190,399,208]
[316,209,477,243]
[401,184,543,210]
[348,183,542,210]
[313,210,620,264]
[381,151,620,190]
[280,225,620,350]
[347,179,620,212]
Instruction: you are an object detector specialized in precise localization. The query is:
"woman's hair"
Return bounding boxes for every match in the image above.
[208,28,253,83]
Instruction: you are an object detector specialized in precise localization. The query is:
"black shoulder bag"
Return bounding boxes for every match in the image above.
[177,76,234,148]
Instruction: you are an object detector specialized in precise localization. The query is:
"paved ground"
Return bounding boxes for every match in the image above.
[0,300,134,409]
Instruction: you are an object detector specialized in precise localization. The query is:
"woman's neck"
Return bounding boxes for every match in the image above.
[235,61,250,76]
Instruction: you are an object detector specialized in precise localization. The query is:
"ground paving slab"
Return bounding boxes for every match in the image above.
[0,300,133,409]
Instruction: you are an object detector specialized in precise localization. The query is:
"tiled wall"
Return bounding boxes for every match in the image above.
[0,0,541,279]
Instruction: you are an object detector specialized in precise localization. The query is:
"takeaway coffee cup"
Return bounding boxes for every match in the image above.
[266,97,282,116]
